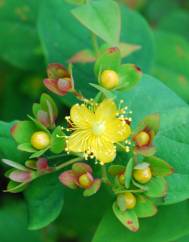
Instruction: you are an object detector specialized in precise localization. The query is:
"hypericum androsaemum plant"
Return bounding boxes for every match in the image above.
[2,63,173,232]
[1,0,175,236]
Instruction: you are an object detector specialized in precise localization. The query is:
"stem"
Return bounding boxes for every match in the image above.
[71,89,85,101]
[47,153,68,161]
[55,157,83,171]
[94,91,104,103]
[101,166,111,186]
[133,154,138,165]
[92,33,99,57]
[114,189,144,195]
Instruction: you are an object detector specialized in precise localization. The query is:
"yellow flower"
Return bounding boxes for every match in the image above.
[66,99,131,164]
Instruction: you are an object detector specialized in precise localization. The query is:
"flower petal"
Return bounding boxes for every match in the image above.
[106,119,131,142]
[59,170,77,189]
[91,137,116,164]
[70,104,94,128]
[95,99,117,121]
[67,130,91,152]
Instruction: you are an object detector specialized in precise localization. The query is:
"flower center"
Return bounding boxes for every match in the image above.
[92,121,105,136]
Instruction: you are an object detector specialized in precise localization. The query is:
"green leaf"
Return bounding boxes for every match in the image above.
[155,107,189,175]
[0,121,27,162]
[164,174,189,205]
[125,158,134,189]
[145,156,174,176]
[65,0,86,5]
[144,0,179,24]
[134,195,157,218]
[144,177,167,198]
[0,200,43,242]
[29,148,48,159]
[18,143,37,153]
[93,201,189,242]
[2,159,28,171]
[50,126,65,154]
[116,74,186,124]
[11,121,36,144]
[152,31,189,102]
[72,0,121,45]
[38,1,154,105]
[24,172,64,230]
[120,6,154,72]
[61,188,113,242]
[158,9,189,41]
[174,234,189,242]
[0,0,44,70]
[6,181,28,193]
[112,202,139,232]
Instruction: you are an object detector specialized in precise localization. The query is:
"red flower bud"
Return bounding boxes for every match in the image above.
[78,172,94,189]
[44,63,73,96]
[37,158,53,172]
[9,170,32,183]
[59,163,101,196]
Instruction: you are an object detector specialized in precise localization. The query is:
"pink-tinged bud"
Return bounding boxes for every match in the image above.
[78,172,94,189]
[57,78,72,92]
[37,158,53,172]
[44,63,73,96]
[37,158,48,170]
[133,131,151,148]
[59,170,77,189]
[9,170,32,183]
[44,78,73,96]
[37,110,50,127]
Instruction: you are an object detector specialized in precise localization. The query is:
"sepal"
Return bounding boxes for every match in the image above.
[145,156,174,176]
[134,195,157,218]
[144,177,168,198]
[113,202,139,232]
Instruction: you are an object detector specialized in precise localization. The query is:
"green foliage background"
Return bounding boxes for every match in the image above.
[0,0,189,241]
